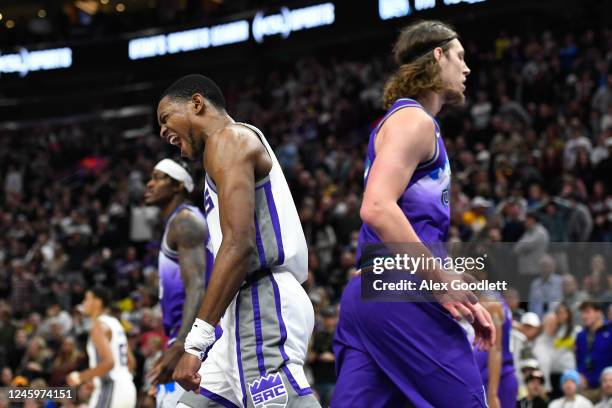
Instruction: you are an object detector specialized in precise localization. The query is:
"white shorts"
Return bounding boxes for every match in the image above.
[178,271,320,408]
[89,377,136,408]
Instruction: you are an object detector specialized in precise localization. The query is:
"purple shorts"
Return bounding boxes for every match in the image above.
[331,276,487,408]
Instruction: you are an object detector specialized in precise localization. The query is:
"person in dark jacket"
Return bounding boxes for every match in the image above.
[576,301,612,401]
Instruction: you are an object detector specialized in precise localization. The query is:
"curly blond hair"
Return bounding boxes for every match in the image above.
[383,21,458,109]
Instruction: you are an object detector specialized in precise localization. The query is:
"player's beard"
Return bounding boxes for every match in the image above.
[185,121,201,161]
[444,87,465,106]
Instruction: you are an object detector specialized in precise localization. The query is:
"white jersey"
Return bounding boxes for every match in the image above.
[202,122,308,283]
[87,315,133,387]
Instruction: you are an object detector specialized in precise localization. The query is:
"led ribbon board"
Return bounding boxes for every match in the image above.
[128,2,336,60]
[128,20,250,60]
[379,0,411,20]
[252,2,335,43]
[0,47,72,77]
[380,0,487,19]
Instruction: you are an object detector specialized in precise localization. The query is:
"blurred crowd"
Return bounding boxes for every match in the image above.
[0,25,611,407]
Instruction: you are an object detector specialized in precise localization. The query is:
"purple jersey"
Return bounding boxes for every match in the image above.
[158,204,214,342]
[333,98,487,407]
[357,98,451,261]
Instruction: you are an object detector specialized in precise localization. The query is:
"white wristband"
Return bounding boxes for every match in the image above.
[68,371,81,386]
[184,318,216,360]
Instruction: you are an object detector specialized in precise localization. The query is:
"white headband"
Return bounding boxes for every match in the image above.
[154,159,194,193]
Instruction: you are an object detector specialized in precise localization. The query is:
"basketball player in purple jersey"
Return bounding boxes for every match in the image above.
[332,21,495,407]
[144,158,214,407]
[473,291,518,408]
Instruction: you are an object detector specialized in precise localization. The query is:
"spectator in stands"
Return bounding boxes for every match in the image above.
[518,370,549,408]
[576,301,612,401]
[584,255,608,302]
[140,334,162,405]
[48,336,85,387]
[549,369,594,408]
[1,366,13,387]
[516,312,543,388]
[534,312,558,393]
[515,213,550,285]
[39,302,73,342]
[463,196,492,236]
[9,260,35,316]
[529,255,563,318]
[564,119,593,170]
[594,367,612,408]
[550,303,580,398]
[517,359,541,400]
[500,199,526,242]
[308,305,338,406]
[591,76,612,116]
[17,336,52,382]
[564,274,590,320]
[7,329,27,372]
[504,287,525,321]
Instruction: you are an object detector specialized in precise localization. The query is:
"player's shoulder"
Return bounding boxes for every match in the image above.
[173,206,202,222]
[380,105,434,135]
[206,124,262,161]
[169,208,207,244]
[210,123,260,146]
[91,317,112,336]
[376,105,435,159]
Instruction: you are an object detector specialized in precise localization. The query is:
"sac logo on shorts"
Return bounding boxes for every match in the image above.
[248,372,288,408]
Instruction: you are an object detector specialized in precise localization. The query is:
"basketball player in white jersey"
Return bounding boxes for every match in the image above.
[156,75,320,407]
[67,286,137,408]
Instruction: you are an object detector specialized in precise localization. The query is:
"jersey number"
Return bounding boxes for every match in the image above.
[204,189,215,216]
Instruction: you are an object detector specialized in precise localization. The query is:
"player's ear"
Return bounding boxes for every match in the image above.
[433,47,444,62]
[191,93,206,115]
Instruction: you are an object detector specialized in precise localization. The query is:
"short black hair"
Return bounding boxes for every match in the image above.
[89,286,112,308]
[526,370,546,384]
[161,74,226,110]
[579,300,603,311]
